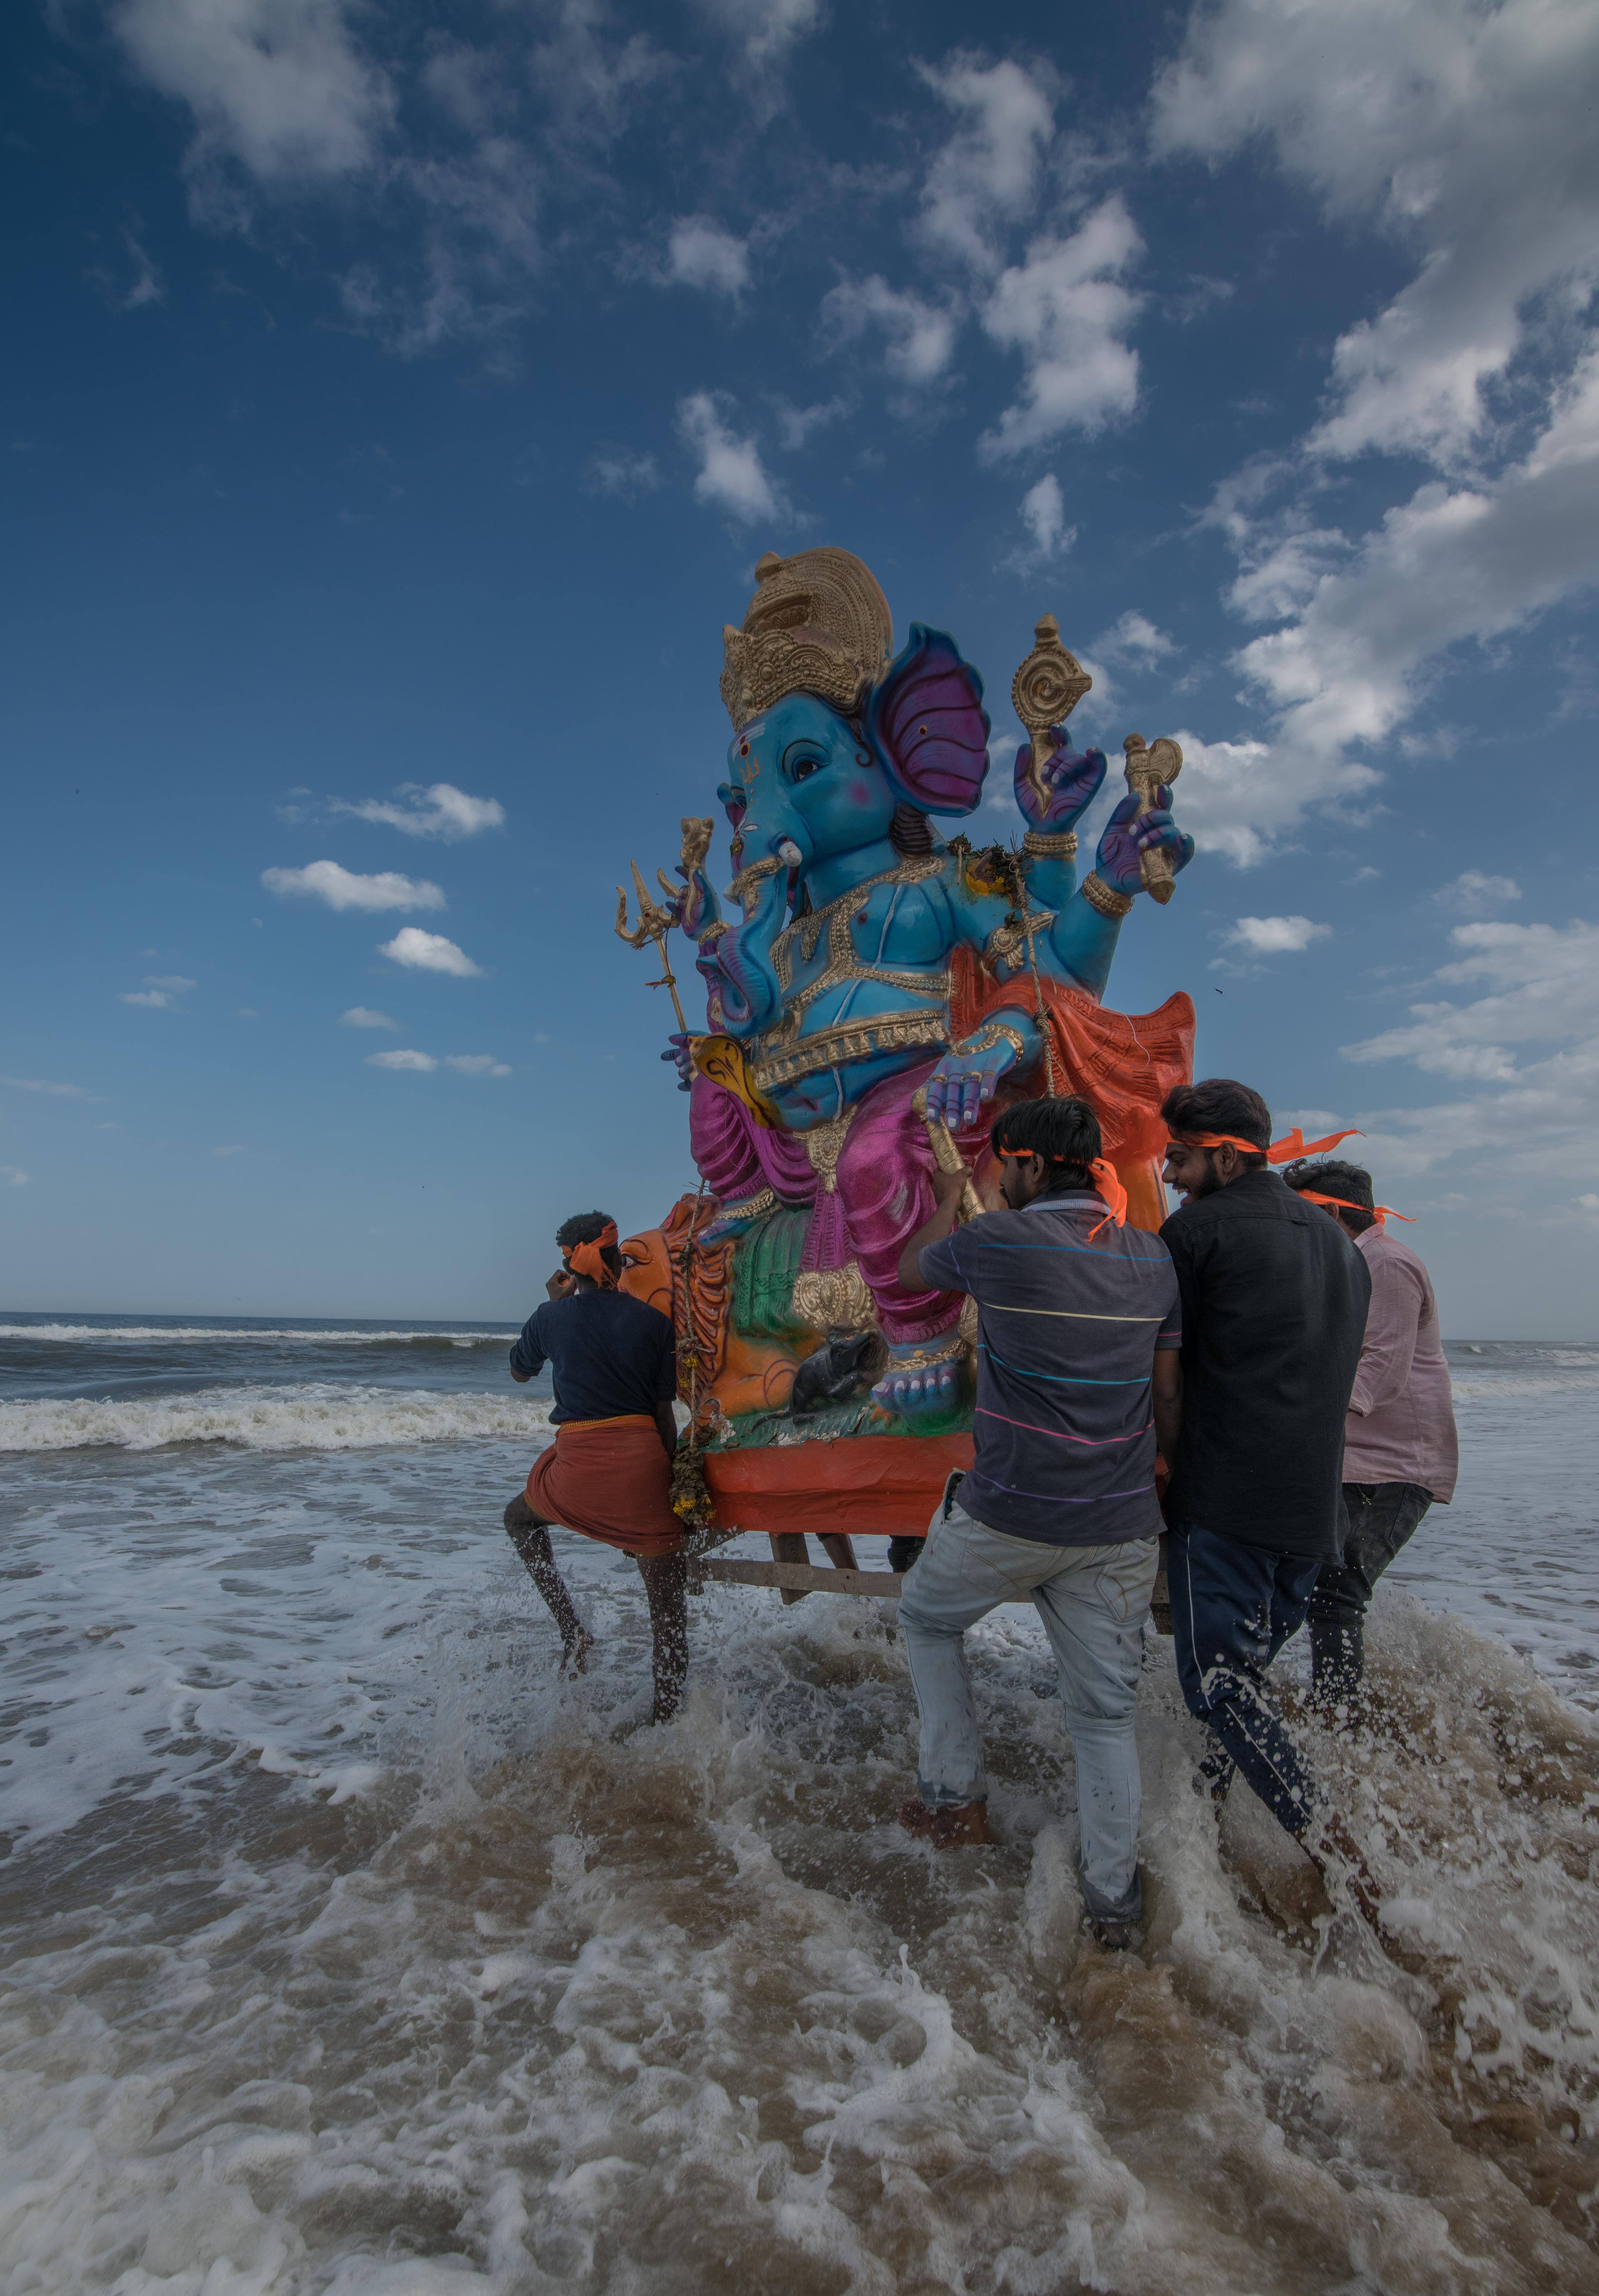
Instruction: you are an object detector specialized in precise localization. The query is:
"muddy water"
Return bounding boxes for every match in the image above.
[3,1326,1597,2291]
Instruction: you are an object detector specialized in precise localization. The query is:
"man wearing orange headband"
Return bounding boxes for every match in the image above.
[1284,1158,1457,1709]
[1158,1080,1381,1924]
[890,1094,1183,1949]
[503,1209,688,1722]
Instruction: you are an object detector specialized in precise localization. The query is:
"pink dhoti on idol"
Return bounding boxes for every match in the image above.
[690,1055,986,1346]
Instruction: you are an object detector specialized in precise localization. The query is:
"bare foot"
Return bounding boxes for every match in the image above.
[559,1627,595,1678]
[898,1796,990,1848]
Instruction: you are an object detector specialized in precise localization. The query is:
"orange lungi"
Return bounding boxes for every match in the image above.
[525,1413,685,1558]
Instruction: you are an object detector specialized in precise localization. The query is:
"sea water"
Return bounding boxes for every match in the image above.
[2,1318,1597,2293]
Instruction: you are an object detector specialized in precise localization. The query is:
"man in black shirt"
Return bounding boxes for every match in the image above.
[1159,1080,1377,1918]
[503,1210,688,1721]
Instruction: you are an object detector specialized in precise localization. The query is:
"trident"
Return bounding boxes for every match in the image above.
[615,859,689,1032]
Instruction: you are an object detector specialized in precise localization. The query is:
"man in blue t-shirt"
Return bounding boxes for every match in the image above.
[894,1095,1182,1946]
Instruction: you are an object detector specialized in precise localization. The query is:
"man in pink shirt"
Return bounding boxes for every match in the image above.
[1284,1159,1459,1707]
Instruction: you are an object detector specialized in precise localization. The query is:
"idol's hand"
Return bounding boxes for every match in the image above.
[925,1032,1018,1132]
[1094,789,1195,898]
[1014,732,1106,832]
[660,1031,695,1091]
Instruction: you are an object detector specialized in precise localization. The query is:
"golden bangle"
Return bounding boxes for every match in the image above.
[954,1021,1029,1064]
[1021,828,1078,859]
[1081,871,1134,918]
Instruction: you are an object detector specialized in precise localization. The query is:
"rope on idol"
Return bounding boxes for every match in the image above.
[669,1177,717,1544]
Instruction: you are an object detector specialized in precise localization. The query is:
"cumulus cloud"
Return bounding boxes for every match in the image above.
[1096,610,1176,667]
[663,216,750,297]
[1152,0,1599,465]
[1,1167,30,1187]
[1435,870,1522,915]
[2,1076,95,1098]
[1333,917,1599,1185]
[698,0,824,75]
[331,784,504,839]
[111,0,396,216]
[119,974,196,1008]
[677,391,788,524]
[445,1053,512,1076]
[820,276,961,390]
[977,199,1144,458]
[378,928,482,976]
[590,449,660,498]
[366,1047,437,1070]
[916,53,1057,277]
[341,1006,398,1029]
[1227,914,1332,955]
[262,860,446,910]
[1007,473,1076,570]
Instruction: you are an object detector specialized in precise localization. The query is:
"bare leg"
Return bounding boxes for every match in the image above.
[635,1551,689,1722]
[504,1495,594,1674]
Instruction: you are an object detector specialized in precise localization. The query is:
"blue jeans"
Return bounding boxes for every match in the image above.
[897,1489,1158,1923]
[1168,1521,1321,1837]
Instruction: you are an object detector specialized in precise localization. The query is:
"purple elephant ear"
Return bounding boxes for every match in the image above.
[866,624,990,818]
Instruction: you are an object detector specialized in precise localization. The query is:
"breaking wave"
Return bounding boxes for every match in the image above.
[0,1381,553,1453]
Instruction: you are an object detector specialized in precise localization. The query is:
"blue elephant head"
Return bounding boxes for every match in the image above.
[717,623,992,875]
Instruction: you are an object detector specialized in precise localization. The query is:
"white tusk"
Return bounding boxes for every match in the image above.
[777,839,803,868]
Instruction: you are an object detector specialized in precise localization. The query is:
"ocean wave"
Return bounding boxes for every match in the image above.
[0,1381,553,1453]
[0,1323,513,1346]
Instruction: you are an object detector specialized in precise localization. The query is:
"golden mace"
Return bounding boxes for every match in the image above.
[1122,734,1184,906]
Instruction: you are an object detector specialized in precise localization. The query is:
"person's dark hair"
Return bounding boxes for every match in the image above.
[991,1096,1102,1193]
[1283,1158,1377,1233]
[1160,1079,1271,1164]
[555,1209,623,1276]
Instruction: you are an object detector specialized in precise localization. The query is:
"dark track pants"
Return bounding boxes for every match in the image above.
[1169,1521,1321,1838]
[1306,1480,1432,1699]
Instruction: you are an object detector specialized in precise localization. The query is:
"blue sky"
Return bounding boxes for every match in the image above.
[3,0,1597,1332]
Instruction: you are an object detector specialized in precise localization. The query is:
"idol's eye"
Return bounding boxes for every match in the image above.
[785,746,826,784]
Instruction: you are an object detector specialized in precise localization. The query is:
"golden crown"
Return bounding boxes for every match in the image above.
[720,547,894,732]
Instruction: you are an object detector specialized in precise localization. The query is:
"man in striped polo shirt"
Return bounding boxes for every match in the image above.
[893,1095,1181,1947]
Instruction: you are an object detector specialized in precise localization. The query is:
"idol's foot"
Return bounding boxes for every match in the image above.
[872,1337,966,1425]
[559,1627,596,1678]
[898,1796,990,1849]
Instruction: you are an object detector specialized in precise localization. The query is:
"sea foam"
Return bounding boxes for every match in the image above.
[0,1381,554,1452]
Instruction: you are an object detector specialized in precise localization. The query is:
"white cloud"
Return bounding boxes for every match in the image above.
[1096,610,1175,667]
[366,1047,438,1071]
[378,928,482,976]
[1,1167,30,1187]
[590,449,660,498]
[1151,0,1599,466]
[1227,914,1333,955]
[263,860,446,910]
[1188,342,1599,863]
[1009,473,1076,570]
[977,200,1144,459]
[445,1054,512,1076]
[698,0,824,74]
[773,397,847,451]
[820,276,961,389]
[341,1006,398,1029]
[664,217,750,298]
[1435,870,1522,915]
[677,392,788,524]
[2,1076,95,1098]
[112,0,395,211]
[119,974,196,1008]
[211,1144,244,1158]
[917,54,1056,277]
[332,784,504,839]
[1333,917,1599,1184]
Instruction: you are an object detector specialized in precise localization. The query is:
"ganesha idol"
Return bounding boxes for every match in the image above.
[614,545,1196,1542]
